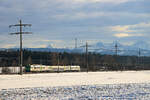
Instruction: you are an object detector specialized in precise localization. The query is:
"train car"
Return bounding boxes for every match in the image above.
[70,66,80,72]
[25,64,80,72]
[64,66,71,71]
[26,64,51,72]
[51,66,59,71]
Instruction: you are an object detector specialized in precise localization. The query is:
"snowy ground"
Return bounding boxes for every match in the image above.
[1,83,150,100]
[1,71,150,99]
[1,71,150,89]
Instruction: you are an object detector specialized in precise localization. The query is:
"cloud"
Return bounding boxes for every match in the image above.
[114,33,143,38]
[114,33,130,38]
[111,26,130,32]
[130,22,150,28]
[0,0,150,48]
[1,44,17,48]
[110,22,150,34]
[65,0,136,4]
[53,12,106,20]
[52,11,150,22]
[109,22,150,38]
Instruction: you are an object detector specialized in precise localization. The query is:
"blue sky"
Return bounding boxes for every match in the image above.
[0,0,150,48]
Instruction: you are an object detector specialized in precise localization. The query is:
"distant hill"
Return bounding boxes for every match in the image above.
[92,41,150,56]
[1,41,150,56]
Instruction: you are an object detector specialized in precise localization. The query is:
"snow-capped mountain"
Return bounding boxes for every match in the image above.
[92,41,150,56]
[1,41,150,56]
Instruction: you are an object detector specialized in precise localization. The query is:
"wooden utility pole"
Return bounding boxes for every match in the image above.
[9,20,32,75]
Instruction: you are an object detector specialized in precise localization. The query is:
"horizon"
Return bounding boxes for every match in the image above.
[0,40,149,49]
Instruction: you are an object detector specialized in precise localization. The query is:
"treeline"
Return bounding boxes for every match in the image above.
[0,50,150,71]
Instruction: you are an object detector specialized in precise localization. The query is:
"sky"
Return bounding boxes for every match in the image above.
[0,0,150,48]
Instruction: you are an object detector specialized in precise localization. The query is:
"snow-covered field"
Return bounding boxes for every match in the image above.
[1,71,150,99]
[1,83,150,100]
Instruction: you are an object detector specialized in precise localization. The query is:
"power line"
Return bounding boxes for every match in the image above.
[9,19,32,75]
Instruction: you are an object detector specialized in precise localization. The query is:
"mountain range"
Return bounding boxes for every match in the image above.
[92,41,150,56]
[1,41,150,56]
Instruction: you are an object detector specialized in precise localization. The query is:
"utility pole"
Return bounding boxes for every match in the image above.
[57,53,60,73]
[79,41,90,72]
[115,42,118,56]
[138,48,141,57]
[75,38,77,49]
[9,20,32,75]
[86,42,89,72]
[138,48,141,66]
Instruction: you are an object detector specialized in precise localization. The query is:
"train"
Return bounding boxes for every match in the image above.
[25,64,80,72]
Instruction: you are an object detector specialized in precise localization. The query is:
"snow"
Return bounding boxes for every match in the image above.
[0,71,150,90]
[1,71,150,99]
[1,83,150,99]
